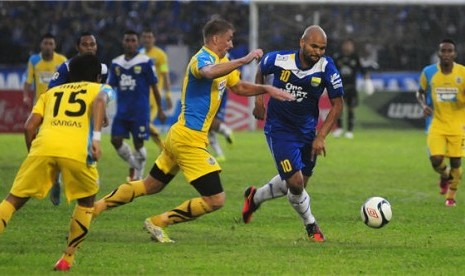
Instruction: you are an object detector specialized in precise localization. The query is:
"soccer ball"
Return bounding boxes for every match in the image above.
[360,197,392,228]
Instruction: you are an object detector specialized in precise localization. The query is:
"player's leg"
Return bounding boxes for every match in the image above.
[54,158,100,271]
[208,131,225,161]
[49,173,62,206]
[427,132,450,195]
[344,89,357,139]
[242,174,287,223]
[145,171,223,243]
[111,118,140,180]
[149,91,164,150]
[444,135,464,206]
[133,138,147,180]
[1,156,55,233]
[144,137,222,242]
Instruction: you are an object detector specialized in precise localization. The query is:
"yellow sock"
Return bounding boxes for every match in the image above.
[434,160,449,179]
[150,197,213,227]
[447,167,462,200]
[0,200,16,234]
[63,205,94,264]
[94,180,147,217]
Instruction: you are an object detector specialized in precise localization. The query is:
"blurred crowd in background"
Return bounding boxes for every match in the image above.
[1,1,465,71]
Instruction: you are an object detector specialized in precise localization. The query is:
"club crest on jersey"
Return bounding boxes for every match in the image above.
[456,76,463,84]
[208,157,216,165]
[311,77,321,87]
[115,66,121,76]
[134,66,142,74]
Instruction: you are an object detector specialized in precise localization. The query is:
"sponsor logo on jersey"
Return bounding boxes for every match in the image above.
[435,87,458,102]
[284,83,307,103]
[330,73,343,89]
[119,74,136,91]
[134,65,142,74]
[311,77,321,87]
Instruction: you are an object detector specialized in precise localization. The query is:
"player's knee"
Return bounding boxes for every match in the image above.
[111,137,123,149]
[430,156,444,167]
[203,192,225,210]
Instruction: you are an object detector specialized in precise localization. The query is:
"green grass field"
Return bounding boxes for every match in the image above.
[0,129,464,275]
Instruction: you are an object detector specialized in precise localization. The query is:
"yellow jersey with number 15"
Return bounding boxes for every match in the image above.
[29,82,115,164]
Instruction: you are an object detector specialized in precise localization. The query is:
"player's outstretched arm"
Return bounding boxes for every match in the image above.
[90,92,109,161]
[416,89,433,116]
[229,81,295,101]
[200,49,263,80]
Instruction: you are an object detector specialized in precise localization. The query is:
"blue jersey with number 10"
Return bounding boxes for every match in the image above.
[260,50,344,140]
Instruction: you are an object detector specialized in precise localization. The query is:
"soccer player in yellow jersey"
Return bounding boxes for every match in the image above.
[140,29,173,150]
[93,18,295,243]
[416,39,465,207]
[23,33,67,106]
[0,54,115,271]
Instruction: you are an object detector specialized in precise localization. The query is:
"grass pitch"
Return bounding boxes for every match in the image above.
[0,129,464,275]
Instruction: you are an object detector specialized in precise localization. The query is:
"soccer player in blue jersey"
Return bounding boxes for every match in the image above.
[93,18,294,243]
[242,25,344,242]
[108,30,165,181]
[49,32,108,88]
[47,32,109,206]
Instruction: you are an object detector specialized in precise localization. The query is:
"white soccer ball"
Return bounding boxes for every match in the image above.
[360,196,392,228]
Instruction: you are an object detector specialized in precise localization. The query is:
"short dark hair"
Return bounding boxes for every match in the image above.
[69,54,101,82]
[441,38,456,46]
[76,31,94,46]
[124,30,139,36]
[41,32,55,41]
[202,18,234,41]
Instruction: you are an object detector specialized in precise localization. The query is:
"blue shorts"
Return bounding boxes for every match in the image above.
[111,117,150,141]
[266,134,316,180]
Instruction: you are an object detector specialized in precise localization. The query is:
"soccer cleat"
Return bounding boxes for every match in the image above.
[332,128,344,138]
[438,177,450,195]
[306,223,325,242]
[225,132,234,146]
[50,180,61,206]
[144,218,174,243]
[445,199,456,207]
[216,155,226,162]
[344,132,354,139]
[54,257,71,271]
[242,186,259,224]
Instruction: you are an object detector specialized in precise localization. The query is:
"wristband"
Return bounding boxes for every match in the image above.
[93,131,102,141]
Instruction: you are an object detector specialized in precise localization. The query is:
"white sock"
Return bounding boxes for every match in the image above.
[218,123,232,137]
[208,131,224,156]
[253,174,288,205]
[117,143,139,169]
[287,189,315,225]
[133,147,147,178]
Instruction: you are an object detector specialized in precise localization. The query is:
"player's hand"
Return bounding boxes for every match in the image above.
[422,105,433,117]
[265,85,295,102]
[242,49,264,64]
[91,140,102,161]
[23,95,32,107]
[165,97,173,111]
[253,101,266,120]
[158,109,167,123]
[310,135,326,161]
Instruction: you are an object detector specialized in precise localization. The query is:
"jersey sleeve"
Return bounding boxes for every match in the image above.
[100,83,116,104]
[259,52,276,76]
[191,52,214,79]
[31,92,46,116]
[146,59,158,85]
[48,62,68,88]
[106,63,118,88]
[323,58,344,99]
[158,51,169,73]
[419,70,427,91]
[25,57,34,85]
